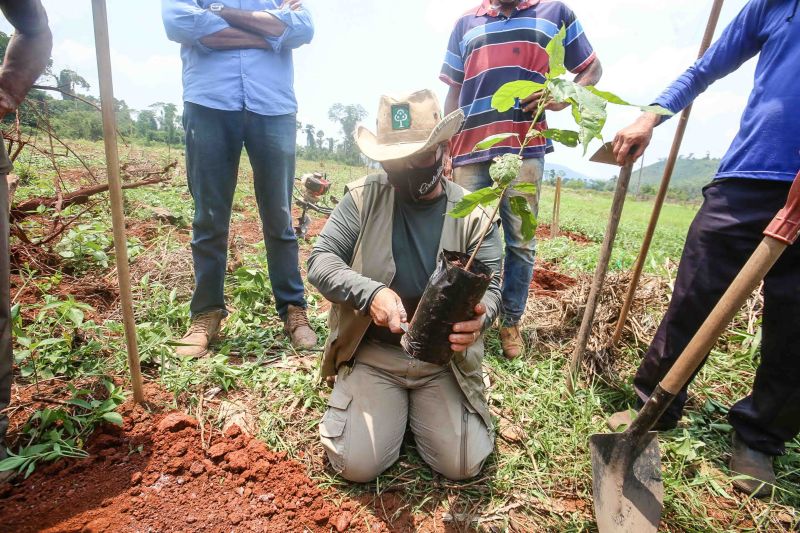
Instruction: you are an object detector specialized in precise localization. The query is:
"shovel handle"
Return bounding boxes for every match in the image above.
[659,171,800,395]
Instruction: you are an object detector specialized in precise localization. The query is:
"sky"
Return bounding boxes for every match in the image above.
[1,0,758,179]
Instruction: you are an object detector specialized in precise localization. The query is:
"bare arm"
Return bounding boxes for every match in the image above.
[0,0,52,118]
[574,57,602,87]
[444,84,461,116]
[199,27,271,50]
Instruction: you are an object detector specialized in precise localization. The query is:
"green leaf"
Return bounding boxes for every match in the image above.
[0,455,28,471]
[541,128,580,147]
[546,25,567,78]
[638,104,674,116]
[508,195,538,241]
[67,307,84,328]
[548,78,578,104]
[583,86,630,105]
[67,398,93,410]
[102,412,124,426]
[565,84,608,154]
[513,183,538,195]
[584,86,674,116]
[491,80,545,112]
[472,133,517,152]
[448,187,502,218]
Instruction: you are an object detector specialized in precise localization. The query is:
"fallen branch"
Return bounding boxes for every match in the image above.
[10,161,177,221]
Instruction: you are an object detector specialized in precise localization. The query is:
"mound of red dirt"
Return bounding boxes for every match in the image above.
[536,223,592,244]
[0,394,383,532]
[531,264,577,297]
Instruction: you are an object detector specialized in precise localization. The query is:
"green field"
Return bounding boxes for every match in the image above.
[4,142,798,531]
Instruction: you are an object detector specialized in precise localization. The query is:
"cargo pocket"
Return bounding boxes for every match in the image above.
[460,402,491,479]
[319,386,352,473]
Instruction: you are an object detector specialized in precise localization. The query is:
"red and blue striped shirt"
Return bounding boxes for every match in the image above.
[441,0,597,167]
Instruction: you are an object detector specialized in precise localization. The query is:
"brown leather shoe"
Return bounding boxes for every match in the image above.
[730,433,776,499]
[284,305,317,350]
[500,325,525,359]
[175,310,224,358]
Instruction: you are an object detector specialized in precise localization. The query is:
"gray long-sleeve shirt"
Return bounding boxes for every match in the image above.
[308,189,503,337]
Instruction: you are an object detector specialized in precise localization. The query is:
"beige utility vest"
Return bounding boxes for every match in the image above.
[320,173,496,429]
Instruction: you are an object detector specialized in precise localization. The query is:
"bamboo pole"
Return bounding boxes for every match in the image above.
[610,0,725,348]
[91,0,144,403]
[551,175,562,238]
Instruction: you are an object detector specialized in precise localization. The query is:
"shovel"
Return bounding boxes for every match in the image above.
[590,170,800,532]
[565,142,634,393]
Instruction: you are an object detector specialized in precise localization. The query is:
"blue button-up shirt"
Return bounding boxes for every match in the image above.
[161,0,314,116]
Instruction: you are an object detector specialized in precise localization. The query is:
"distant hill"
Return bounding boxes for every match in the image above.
[544,162,591,182]
[628,155,721,200]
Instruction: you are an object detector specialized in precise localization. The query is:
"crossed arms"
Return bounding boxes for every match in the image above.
[162,0,313,52]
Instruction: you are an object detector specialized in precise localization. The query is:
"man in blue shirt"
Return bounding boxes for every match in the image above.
[611,0,800,498]
[161,0,317,355]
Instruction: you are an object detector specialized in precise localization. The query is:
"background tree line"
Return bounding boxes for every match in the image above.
[1,31,369,165]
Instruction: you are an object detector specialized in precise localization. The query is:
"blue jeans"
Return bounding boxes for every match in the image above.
[453,158,544,326]
[183,102,306,320]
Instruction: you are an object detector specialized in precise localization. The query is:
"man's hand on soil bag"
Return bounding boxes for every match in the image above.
[370,287,408,334]
[449,303,486,352]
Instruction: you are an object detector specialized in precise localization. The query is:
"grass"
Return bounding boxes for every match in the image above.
[4,139,798,531]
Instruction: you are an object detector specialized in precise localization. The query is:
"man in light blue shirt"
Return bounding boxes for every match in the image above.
[162,0,317,355]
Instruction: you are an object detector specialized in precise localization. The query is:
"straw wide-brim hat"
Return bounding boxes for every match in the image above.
[355,89,465,163]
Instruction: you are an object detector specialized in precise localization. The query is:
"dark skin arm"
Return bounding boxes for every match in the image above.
[0,0,52,119]
[444,84,461,116]
[521,57,603,112]
[199,27,271,50]
[214,0,301,39]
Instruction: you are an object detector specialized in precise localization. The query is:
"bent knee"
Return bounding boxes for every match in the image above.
[338,459,385,484]
[431,448,492,481]
[321,444,394,483]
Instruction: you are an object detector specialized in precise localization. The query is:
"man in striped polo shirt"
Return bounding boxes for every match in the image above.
[441,0,601,359]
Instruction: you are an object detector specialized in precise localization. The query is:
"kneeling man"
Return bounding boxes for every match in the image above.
[308,90,501,482]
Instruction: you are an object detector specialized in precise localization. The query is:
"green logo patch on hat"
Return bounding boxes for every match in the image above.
[391,104,411,130]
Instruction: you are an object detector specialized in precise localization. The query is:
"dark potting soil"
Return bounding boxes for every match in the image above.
[402,251,492,366]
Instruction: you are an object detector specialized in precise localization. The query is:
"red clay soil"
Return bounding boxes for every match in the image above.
[535,223,592,244]
[530,263,577,298]
[0,389,388,533]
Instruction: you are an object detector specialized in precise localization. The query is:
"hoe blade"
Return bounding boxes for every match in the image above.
[589,142,618,166]
[590,431,664,533]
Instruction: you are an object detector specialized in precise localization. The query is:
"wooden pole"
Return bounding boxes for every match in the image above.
[91,0,144,403]
[610,0,725,348]
[551,175,562,238]
[566,161,634,394]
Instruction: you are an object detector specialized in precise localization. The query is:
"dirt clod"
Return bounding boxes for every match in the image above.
[334,511,353,532]
[157,412,198,433]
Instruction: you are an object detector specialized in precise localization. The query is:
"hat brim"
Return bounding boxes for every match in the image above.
[355,109,465,163]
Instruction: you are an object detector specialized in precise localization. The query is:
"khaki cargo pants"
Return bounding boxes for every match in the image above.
[319,340,494,483]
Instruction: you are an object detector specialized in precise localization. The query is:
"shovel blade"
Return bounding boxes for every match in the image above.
[589,142,618,166]
[590,431,664,533]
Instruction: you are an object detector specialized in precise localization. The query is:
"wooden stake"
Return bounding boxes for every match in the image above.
[566,161,634,394]
[610,0,725,348]
[551,175,562,238]
[91,0,144,403]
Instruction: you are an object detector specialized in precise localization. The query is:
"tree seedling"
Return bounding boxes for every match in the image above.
[448,25,672,265]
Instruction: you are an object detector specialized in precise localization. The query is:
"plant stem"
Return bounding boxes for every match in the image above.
[465,188,506,271]
[463,88,551,271]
